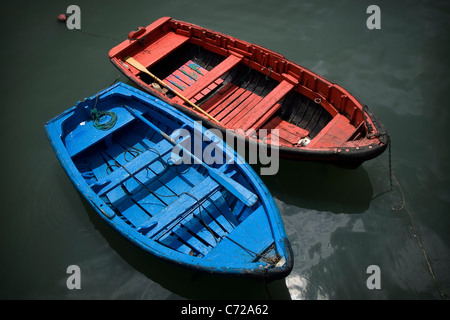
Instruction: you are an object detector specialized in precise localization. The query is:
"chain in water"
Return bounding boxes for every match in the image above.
[380,138,447,299]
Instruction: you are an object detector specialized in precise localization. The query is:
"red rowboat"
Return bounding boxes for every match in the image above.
[109,17,388,168]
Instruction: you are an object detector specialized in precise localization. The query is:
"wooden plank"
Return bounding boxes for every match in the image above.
[90,152,151,227]
[167,69,196,87]
[200,83,239,113]
[183,216,218,248]
[165,74,188,91]
[90,152,126,205]
[263,117,309,145]
[109,17,172,58]
[132,175,173,209]
[65,106,135,158]
[138,177,220,238]
[205,205,273,262]
[133,32,189,68]
[92,139,173,197]
[215,89,254,121]
[174,54,242,102]
[223,94,263,127]
[209,192,239,227]
[307,114,356,148]
[163,59,209,91]
[133,155,204,211]
[171,224,211,256]
[194,208,229,239]
[192,79,225,103]
[208,87,245,118]
[180,61,207,80]
[178,169,236,235]
[234,80,294,131]
[158,232,194,255]
[115,198,153,227]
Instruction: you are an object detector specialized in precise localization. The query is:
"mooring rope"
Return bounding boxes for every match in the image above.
[75,29,122,44]
[376,137,447,299]
[90,77,121,130]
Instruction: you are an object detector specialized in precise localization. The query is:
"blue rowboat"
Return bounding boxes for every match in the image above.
[45,82,293,280]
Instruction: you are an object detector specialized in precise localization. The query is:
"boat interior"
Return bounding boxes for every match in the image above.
[115,19,371,150]
[58,96,280,262]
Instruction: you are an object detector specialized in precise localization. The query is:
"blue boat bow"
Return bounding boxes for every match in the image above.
[45,82,293,280]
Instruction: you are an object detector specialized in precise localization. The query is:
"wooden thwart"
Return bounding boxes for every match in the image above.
[232,80,294,131]
[124,56,220,123]
[307,114,356,148]
[174,54,243,103]
[133,32,189,68]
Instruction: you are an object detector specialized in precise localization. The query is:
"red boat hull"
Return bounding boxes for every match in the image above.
[109,17,388,167]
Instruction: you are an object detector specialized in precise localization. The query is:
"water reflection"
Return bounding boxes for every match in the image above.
[256,158,374,214]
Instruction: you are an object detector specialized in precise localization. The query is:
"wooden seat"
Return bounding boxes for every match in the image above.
[173,54,243,104]
[307,114,356,148]
[205,205,273,262]
[132,32,189,70]
[233,80,294,131]
[163,60,208,92]
[138,176,221,238]
[65,106,135,158]
[92,139,173,197]
[262,117,309,145]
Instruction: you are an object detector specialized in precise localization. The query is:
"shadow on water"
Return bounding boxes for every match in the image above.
[253,158,374,214]
[80,196,292,300]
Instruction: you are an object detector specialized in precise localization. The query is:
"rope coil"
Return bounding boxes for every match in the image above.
[91,108,118,131]
[91,85,118,131]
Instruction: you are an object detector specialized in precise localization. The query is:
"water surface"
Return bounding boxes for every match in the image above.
[0,0,449,300]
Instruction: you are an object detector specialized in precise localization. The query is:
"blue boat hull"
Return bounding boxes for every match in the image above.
[45,82,293,280]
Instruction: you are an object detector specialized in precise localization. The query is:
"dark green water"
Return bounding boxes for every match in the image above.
[1,0,449,300]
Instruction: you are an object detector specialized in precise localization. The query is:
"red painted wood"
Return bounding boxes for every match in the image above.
[109,17,172,58]
[165,74,188,91]
[210,88,246,117]
[173,54,243,103]
[215,89,254,122]
[263,117,309,145]
[233,80,294,131]
[200,83,239,113]
[133,32,189,68]
[181,61,207,79]
[224,94,263,128]
[167,69,196,87]
[192,77,225,103]
[307,114,356,148]
[109,17,388,164]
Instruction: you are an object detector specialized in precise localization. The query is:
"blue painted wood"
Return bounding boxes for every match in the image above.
[123,105,259,207]
[44,82,293,280]
[92,139,173,197]
[65,106,136,157]
[138,176,220,237]
[90,152,151,227]
[205,205,274,262]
